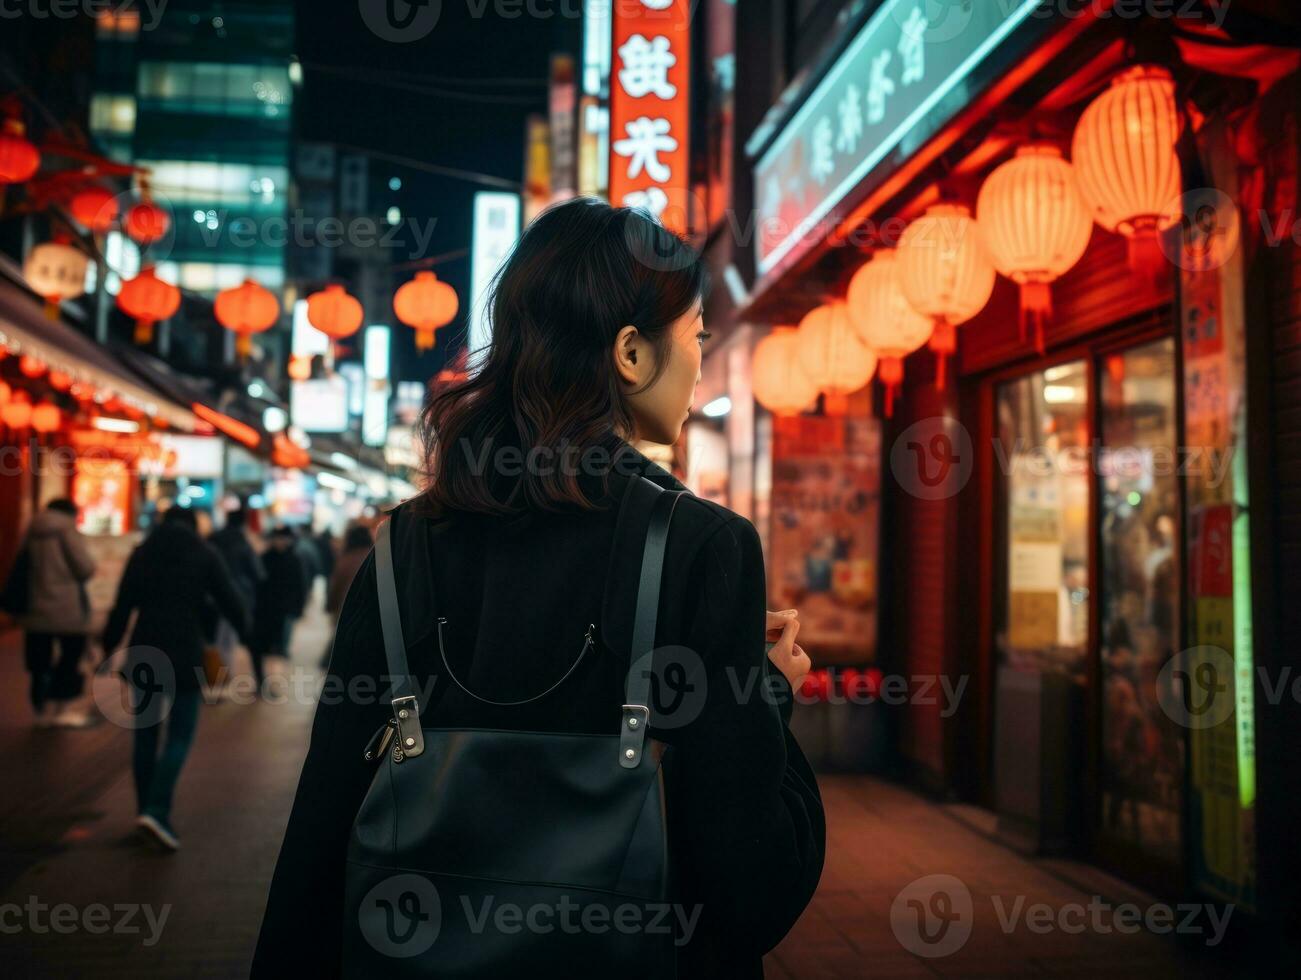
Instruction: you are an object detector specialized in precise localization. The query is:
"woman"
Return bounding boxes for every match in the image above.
[253,199,824,978]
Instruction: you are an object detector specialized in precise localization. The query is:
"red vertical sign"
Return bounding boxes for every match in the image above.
[608,0,692,234]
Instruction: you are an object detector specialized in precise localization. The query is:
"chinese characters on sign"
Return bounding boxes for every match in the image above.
[753,0,1043,277]
[609,0,691,233]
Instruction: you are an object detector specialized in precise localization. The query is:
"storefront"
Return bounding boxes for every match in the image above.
[0,273,198,606]
[717,0,1299,922]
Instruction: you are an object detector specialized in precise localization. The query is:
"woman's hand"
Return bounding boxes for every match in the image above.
[766,609,811,692]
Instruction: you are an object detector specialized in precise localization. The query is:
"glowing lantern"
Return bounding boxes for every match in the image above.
[976,145,1093,353]
[307,284,364,342]
[19,355,46,378]
[0,381,9,404]
[23,239,89,317]
[0,118,39,184]
[287,354,312,381]
[2,394,32,430]
[752,327,818,417]
[124,186,171,246]
[215,278,280,360]
[394,271,458,351]
[1071,65,1182,273]
[897,204,996,390]
[70,186,119,233]
[31,401,60,434]
[846,250,934,417]
[48,370,72,391]
[796,302,877,413]
[118,266,181,344]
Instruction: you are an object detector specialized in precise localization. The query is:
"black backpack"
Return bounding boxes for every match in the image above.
[343,476,682,978]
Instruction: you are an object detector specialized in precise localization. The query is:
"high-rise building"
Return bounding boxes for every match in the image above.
[90,1,296,367]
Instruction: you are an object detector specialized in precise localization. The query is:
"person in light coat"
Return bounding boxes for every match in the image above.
[20,499,97,727]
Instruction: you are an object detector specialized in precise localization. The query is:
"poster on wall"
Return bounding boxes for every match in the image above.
[767,414,879,664]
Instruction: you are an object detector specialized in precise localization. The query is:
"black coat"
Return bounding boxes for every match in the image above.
[254,547,308,633]
[208,523,264,611]
[102,521,250,692]
[252,444,826,979]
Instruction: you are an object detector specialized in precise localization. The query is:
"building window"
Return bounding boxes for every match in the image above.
[89,94,137,135]
[96,8,140,39]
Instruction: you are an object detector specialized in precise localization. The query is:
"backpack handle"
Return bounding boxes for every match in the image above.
[373,476,681,767]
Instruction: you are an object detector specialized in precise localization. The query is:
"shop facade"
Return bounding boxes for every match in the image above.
[702,0,1300,931]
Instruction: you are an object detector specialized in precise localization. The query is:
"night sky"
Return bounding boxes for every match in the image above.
[293,0,570,382]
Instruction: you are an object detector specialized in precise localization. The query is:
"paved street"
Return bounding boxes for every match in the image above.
[0,595,1254,979]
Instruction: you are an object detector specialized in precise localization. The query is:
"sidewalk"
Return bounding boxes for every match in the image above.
[0,599,1254,978]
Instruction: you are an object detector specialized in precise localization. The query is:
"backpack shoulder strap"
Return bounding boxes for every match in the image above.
[620,476,682,769]
[375,480,681,768]
[375,513,426,759]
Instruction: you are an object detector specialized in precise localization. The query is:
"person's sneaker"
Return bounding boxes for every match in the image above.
[136,814,181,852]
[52,710,97,729]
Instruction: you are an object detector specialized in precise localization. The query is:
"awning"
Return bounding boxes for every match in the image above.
[110,343,269,451]
[0,274,199,430]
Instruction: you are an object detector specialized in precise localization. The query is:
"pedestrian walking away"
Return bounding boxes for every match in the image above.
[2,498,99,728]
[102,505,251,852]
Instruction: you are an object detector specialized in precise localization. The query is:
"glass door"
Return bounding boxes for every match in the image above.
[996,361,1092,680]
[1096,337,1182,870]
[991,360,1091,850]
[987,333,1183,879]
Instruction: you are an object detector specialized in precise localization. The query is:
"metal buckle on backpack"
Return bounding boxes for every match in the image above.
[391,695,425,761]
[619,704,649,768]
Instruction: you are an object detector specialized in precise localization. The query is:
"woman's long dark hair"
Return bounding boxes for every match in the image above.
[417,198,707,515]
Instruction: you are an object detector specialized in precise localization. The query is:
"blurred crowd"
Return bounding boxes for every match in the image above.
[0,499,377,851]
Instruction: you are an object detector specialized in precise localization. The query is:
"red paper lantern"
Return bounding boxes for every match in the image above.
[125,197,171,246]
[70,186,119,234]
[796,302,876,410]
[0,118,39,184]
[307,284,364,341]
[1072,65,1182,273]
[897,204,996,390]
[287,354,312,381]
[394,271,458,351]
[977,145,1094,353]
[23,238,89,316]
[19,355,46,378]
[215,278,280,359]
[118,266,181,344]
[846,250,934,417]
[752,326,818,418]
[0,381,10,404]
[2,394,32,429]
[30,401,61,434]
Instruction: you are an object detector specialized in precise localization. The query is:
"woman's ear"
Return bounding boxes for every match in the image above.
[613,324,642,385]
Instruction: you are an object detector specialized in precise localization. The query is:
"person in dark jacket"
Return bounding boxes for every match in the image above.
[253,200,824,979]
[317,524,373,668]
[207,505,264,677]
[313,527,336,583]
[250,528,308,688]
[102,505,250,852]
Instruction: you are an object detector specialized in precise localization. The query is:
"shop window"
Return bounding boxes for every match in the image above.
[996,360,1091,680]
[1097,337,1182,865]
